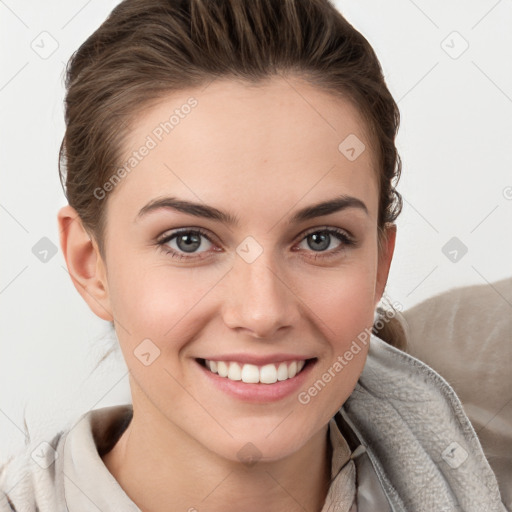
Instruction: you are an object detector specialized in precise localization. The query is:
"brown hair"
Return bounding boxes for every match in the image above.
[59,0,406,353]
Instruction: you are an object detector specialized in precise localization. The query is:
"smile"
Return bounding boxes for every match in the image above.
[199,358,310,384]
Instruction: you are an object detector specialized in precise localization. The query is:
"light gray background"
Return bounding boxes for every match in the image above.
[1,0,511,459]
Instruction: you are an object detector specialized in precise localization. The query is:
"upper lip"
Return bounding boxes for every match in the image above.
[197,353,314,366]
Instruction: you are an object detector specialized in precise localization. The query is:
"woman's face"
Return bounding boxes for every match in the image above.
[76,76,394,462]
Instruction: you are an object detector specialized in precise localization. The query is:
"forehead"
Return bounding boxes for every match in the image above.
[107,76,379,223]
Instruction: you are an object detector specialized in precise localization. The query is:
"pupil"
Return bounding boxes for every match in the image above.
[177,233,201,253]
[309,233,329,251]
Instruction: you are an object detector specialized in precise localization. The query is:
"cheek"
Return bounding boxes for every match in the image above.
[105,262,218,401]
[298,258,378,339]
[107,256,223,346]
[294,265,376,420]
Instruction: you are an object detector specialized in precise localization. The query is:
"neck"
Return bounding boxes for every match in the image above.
[102,404,333,512]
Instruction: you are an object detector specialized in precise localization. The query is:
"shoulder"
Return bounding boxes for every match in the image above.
[401,278,512,510]
[0,429,67,512]
[343,334,507,511]
[0,404,135,512]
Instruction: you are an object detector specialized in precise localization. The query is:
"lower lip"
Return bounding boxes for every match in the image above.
[195,358,317,403]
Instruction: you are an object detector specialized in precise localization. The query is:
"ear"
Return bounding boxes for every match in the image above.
[57,205,113,321]
[374,223,397,306]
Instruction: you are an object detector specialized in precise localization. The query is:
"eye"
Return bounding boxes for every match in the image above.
[157,228,218,260]
[295,227,355,259]
[156,226,356,262]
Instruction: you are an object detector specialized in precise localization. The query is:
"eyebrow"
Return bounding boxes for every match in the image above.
[135,194,368,226]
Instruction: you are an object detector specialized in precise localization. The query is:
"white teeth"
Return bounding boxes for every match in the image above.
[203,358,308,384]
[260,364,277,384]
[241,364,260,383]
[288,361,297,378]
[277,362,288,381]
[217,361,228,377]
[227,362,242,381]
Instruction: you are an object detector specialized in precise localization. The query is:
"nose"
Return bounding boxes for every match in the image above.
[221,250,300,339]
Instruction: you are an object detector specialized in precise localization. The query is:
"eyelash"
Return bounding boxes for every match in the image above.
[156,226,356,261]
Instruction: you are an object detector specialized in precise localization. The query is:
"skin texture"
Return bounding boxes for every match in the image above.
[58,76,396,512]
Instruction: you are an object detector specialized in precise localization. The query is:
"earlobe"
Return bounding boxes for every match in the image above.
[57,205,113,321]
[375,223,397,305]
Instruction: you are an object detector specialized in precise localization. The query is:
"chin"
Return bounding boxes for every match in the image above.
[205,425,316,467]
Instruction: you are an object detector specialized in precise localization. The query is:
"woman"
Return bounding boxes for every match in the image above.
[0,0,506,510]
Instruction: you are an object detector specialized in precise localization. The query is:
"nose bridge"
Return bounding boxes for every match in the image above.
[222,240,298,337]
